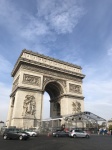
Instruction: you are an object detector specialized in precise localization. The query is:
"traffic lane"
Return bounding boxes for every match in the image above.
[0,135,112,150]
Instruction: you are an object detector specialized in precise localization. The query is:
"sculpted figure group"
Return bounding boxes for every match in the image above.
[72,101,81,113]
[22,95,36,116]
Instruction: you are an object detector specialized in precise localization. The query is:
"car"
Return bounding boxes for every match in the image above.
[3,128,30,140]
[52,130,69,137]
[69,129,90,138]
[24,129,38,137]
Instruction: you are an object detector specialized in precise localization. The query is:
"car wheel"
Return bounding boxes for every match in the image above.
[32,134,35,137]
[73,134,76,138]
[56,134,59,137]
[86,135,89,138]
[3,135,8,140]
[19,136,23,140]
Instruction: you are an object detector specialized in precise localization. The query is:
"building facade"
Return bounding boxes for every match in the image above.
[6,49,85,129]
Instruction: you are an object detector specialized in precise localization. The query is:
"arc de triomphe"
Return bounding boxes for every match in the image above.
[6,49,85,128]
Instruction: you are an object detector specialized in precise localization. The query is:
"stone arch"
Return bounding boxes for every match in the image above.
[43,80,65,94]
[43,81,64,118]
[42,76,66,94]
[6,50,85,128]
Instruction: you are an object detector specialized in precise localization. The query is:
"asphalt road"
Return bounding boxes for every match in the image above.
[0,134,112,150]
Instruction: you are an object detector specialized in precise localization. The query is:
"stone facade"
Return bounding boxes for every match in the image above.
[6,49,85,129]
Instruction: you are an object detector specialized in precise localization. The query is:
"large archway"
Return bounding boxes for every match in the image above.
[44,81,63,118]
[6,49,85,128]
[42,92,50,119]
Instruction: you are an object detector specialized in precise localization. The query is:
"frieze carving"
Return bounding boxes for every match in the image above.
[21,65,82,83]
[69,83,82,94]
[12,76,19,91]
[58,79,66,88]
[23,74,41,86]
[43,76,54,84]
[21,51,81,74]
[19,57,84,78]
[72,101,81,113]
[43,76,66,88]
[22,95,36,116]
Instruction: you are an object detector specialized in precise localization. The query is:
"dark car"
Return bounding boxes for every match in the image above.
[3,128,30,140]
[52,130,69,137]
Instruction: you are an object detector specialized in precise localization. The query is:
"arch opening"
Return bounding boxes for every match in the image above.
[42,81,63,120]
[45,81,63,100]
[42,92,50,119]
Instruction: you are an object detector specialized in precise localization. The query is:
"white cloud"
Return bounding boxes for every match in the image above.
[36,0,85,34]
[20,19,50,40]
[0,0,85,44]
[1,0,111,123]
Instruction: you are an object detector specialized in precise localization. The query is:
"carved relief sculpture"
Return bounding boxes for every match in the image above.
[43,76,66,89]
[72,101,81,113]
[7,50,85,128]
[23,74,41,86]
[22,95,36,116]
[22,65,82,83]
[69,83,81,93]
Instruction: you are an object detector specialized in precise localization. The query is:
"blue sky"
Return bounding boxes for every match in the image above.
[0,0,112,122]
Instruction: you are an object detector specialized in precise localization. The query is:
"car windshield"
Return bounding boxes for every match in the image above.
[24,130,33,132]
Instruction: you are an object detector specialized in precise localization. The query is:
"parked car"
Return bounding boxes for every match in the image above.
[24,129,38,137]
[52,130,69,137]
[69,129,90,138]
[3,128,30,140]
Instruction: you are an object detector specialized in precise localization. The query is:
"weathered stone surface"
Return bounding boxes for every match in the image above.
[6,49,85,129]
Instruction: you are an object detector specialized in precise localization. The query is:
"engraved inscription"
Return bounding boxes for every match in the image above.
[23,74,41,86]
[21,52,81,73]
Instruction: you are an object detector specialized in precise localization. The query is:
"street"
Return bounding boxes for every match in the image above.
[0,134,112,150]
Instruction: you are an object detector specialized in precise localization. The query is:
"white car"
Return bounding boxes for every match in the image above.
[69,129,90,138]
[24,130,38,137]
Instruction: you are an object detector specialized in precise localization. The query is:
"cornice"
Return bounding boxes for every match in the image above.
[10,86,43,97]
[22,49,82,69]
[11,58,85,79]
[11,49,85,79]
[22,64,83,83]
[50,94,84,102]
[64,94,85,100]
